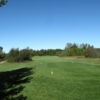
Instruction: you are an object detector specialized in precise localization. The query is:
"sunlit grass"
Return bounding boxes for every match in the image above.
[0,56,100,100]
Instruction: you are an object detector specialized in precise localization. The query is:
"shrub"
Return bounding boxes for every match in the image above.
[19,48,32,62]
[7,48,33,62]
[7,48,19,62]
[84,48,100,58]
[0,53,6,61]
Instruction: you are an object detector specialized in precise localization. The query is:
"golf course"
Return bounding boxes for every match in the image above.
[1,0,100,100]
[0,56,100,100]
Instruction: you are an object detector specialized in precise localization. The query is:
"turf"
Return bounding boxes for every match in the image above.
[0,56,100,100]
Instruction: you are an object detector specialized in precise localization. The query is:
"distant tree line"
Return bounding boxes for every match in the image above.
[0,43,100,62]
[85,48,100,58]
[6,48,63,62]
[60,43,100,58]
[0,46,63,62]
[32,49,63,56]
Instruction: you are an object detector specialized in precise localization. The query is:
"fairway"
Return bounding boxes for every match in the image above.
[0,56,100,100]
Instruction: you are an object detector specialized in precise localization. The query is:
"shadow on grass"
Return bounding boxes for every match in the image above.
[0,67,34,100]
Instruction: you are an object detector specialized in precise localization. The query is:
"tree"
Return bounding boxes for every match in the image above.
[7,48,20,62]
[7,47,33,62]
[0,46,3,54]
[0,53,6,61]
[70,43,78,49]
[62,43,95,57]
[19,48,32,62]
[0,46,6,61]
[0,0,8,7]
[84,48,100,58]
[65,43,73,50]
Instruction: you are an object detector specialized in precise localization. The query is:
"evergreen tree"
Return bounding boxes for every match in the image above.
[0,0,8,7]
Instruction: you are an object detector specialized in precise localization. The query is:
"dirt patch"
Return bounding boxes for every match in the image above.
[76,56,85,58]
[0,61,7,64]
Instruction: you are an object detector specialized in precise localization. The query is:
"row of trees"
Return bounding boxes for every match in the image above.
[0,43,100,62]
[32,49,63,56]
[61,43,100,58]
[0,46,63,62]
[85,48,100,58]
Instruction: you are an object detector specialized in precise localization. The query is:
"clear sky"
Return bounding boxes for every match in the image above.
[0,0,100,53]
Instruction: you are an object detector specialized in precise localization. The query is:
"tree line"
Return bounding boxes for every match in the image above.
[32,49,63,56]
[0,47,63,62]
[61,43,100,58]
[62,43,94,57]
[0,43,100,62]
[7,48,63,62]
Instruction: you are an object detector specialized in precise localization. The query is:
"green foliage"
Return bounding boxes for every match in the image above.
[0,0,8,7]
[7,48,19,62]
[0,46,6,61]
[0,46,3,54]
[7,47,33,62]
[84,48,100,58]
[0,53,6,61]
[19,48,32,62]
[62,43,96,57]
[32,49,63,56]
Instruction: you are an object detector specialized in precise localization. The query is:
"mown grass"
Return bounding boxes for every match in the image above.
[0,56,100,100]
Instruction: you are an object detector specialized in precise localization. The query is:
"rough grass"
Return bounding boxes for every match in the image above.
[0,56,100,100]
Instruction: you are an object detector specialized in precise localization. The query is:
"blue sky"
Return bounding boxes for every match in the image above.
[0,0,100,53]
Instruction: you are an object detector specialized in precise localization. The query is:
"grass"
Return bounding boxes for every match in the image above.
[0,56,100,100]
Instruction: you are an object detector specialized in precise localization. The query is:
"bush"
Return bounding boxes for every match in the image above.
[19,48,32,62]
[7,48,33,62]
[7,48,19,62]
[0,53,6,61]
[84,48,100,58]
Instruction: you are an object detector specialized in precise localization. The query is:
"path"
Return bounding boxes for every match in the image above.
[0,61,6,64]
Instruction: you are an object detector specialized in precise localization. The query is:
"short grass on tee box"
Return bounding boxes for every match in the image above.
[0,56,100,100]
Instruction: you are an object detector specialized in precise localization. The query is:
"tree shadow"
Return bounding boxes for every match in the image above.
[0,67,34,100]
